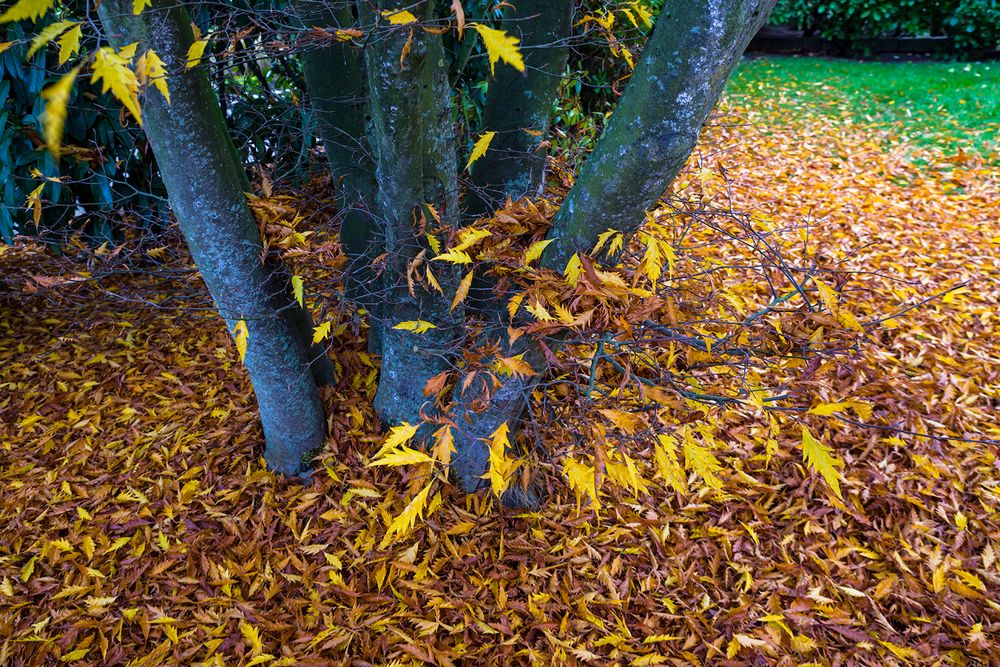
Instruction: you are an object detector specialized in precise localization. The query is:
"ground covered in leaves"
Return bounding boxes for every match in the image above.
[2,57,999,665]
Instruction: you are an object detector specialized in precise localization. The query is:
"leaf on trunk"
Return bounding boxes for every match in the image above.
[494,354,535,379]
[801,425,843,499]
[393,320,437,334]
[471,23,524,75]
[290,275,304,308]
[432,426,455,466]
[564,253,583,286]
[482,422,517,497]
[231,320,249,362]
[523,239,552,265]
[40,65,80,157]
[0,0,55,23]
[136,49,170,103]
[91,46,143,125]
[465,131,495,171]
[186,38,209,70]
[382,9,418,25]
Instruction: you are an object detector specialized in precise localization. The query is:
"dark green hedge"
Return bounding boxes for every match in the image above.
[770,0,1000,51]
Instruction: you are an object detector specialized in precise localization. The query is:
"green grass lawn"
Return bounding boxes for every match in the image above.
[727,56,1000,159]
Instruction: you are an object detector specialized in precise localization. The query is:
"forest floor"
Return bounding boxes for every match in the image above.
[1,58,999,665]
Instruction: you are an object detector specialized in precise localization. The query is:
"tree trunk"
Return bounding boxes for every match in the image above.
[363,4,464,425]
[465,0,573,217]
[98,0,328,475]
[295,0,382,352]
[449,0,777,497]
[542,0,776,270]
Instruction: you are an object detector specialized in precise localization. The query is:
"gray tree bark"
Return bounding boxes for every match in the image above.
[465,0,574,217]
[448,0,777,498]
[294,0,382,346]
[362,3,465,426]
[98,0,328,475]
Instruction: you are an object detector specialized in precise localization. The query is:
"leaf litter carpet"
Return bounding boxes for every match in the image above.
[1,84,999,665]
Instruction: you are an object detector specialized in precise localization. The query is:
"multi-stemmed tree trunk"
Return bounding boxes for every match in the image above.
[97,0,333,475]
[446,0,777,494]
[94,0,775,498]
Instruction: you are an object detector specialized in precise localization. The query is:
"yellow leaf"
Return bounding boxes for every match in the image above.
[232,319,249,362]
[20,555,38,582]
[60,648,90,662]
[26,19,75,59]
[0,0,55,24]
[40,65,80,157]
[955,510,968,531]
[564,253,583,286]
[57,24,81,64]
[482,422,517,497]
[808,401,851,416]
[186,38,208,69]
[813,278,839,314]
[598,408,644,434]
[524,238,552,265]
[133,0,151,14]
[393,320,437,334]
[682,430,724,490]
[80,536,95,560]
[368,445,434,467]
[291,275,304,308]
[452,227,491,252]
[879,640,919,660]
[654,434,687,494]
[380,482,433,547]
[433,248,473,264]
[91,46,142,124]
[240,620,263,655]
[136,48,170,103]
[801,425,843,499]
[494,354,535,378]
[471,23,524,75]
[312,320,332,344]
[563,455,599,510]
[592,228,623,256]
[372,422,420,459]
[465,130,496,171]
[450,271,474,312]
[26,181,45,227]
[382,9,418,24]
[432,426,455,466]
[955,569,986,592]
[641,234,663,282]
